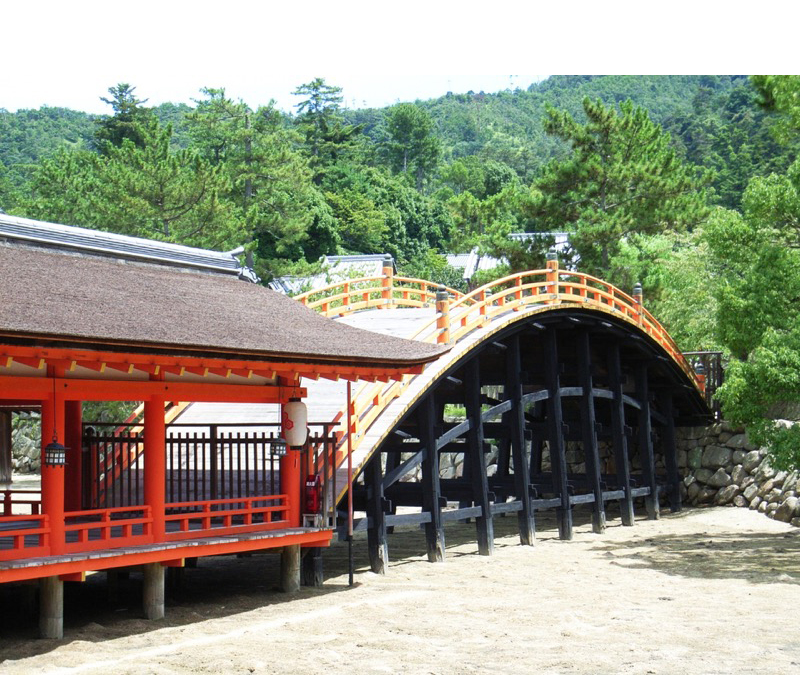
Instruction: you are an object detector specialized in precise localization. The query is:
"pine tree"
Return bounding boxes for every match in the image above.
[530,97,712,277]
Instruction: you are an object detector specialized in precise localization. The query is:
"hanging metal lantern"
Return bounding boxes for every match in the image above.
[44,437,68,467]
[282,399,308,448]
[270,436,287,457]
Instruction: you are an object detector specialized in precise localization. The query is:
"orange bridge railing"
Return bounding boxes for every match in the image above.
[295,257,704,499]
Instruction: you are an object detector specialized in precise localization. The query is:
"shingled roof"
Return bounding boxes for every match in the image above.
[0,243,447,369]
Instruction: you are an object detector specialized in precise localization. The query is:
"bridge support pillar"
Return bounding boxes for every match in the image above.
[578,331,606,534]
[420,395,445,562]
[465,358,494,555]
[545,329,572,540]
[302,547,324,586]
[39,575,63,639]
[609,344,635,526]
[366,454,389,573]
[281,545,301,592]
[659,393,682,513]
[507,334,535,545]
[143,562,165,620]
[636,365,660,520]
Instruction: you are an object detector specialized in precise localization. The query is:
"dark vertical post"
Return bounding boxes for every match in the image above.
[659,393,682,513]
[578,331,606,533]
[544,329,572,540]
[365,453,389,573]
[419,394,445,562]
[0,410,11,488]
[302,548,324,587]
[636,364,659,520]
[507,334,535,545]
[465,358,494,555]
[608,343,634,526]
[209,424,218,500]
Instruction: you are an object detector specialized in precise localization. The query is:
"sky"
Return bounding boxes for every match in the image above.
[2,1,797,116]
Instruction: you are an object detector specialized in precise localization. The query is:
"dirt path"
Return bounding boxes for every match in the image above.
[2,506,800,674]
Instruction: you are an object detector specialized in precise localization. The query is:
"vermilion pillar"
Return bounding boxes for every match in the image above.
[41,393,65,555]
[64,400,83,511]
[144,397,166,540]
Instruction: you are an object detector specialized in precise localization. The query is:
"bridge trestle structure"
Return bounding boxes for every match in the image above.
[297,256,710,572]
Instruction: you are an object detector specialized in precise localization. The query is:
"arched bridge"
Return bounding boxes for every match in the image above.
[178,259,711,572]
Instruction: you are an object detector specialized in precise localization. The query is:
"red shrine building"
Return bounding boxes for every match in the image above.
[0,214,444,638]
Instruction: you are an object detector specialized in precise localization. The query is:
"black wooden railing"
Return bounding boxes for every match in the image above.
[81,422,337,517]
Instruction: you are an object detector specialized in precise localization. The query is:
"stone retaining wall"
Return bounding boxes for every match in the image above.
[678,421,800,526]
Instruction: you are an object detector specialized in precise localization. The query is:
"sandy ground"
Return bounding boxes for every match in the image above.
[1,505,800,674]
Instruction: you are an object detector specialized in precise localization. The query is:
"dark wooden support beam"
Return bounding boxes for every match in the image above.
[496,438,511,478]
[465,358,494,555]
[0,410,11,487]
[578,331,606,534]
[301,547,324,587]
[609,343,635,526]
[529,401,545,479]
[507,333,535,545]
[365,454,389,573]
[636,365,660,520]
[384,450,400,533]
[419,395,445,562]
[545,329,572,540]
[659,392,682,513]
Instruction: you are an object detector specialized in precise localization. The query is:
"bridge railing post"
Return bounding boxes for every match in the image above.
[546,251,559,301]
[478,288,487,325]
[381,256,394,309]
[633,282,644,327]
[694,362,706,395]
[436,286,450,344]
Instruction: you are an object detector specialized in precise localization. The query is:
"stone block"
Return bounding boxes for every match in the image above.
[688,448,703,470]
[732,450,746,465]
[725,433,748,449]
[743,484,759,502]
[707,468,732,488]
[757,479,776,499]
[766,488,783,504]
[695,468,715,485]
[731,465,747,485]
[774,497,799,523]
[702,445,733,468]
[697,487,717,504]
[714,485,740,505]
[742,450,762,473]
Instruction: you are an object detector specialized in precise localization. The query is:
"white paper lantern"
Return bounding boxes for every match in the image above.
[282,399,308,447]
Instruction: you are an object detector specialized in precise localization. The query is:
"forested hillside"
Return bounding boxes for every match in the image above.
[2,74,800,469]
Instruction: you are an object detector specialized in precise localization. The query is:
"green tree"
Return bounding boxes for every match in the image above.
[25,121,244,250]
[708,161,800,469]
[293,78,362,178]
[186,88,339,265]
[527,98,712,278]
[752,75,800,140]
[384,103,441,190]
[93,83,156,153]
